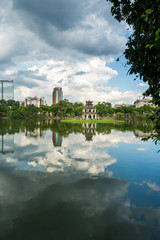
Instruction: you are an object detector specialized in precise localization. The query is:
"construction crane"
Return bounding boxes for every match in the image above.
[0,80,14,100]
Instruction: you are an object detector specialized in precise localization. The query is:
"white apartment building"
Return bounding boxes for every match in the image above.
[114,104,126,108]
[134,98,156,108]
[25,96,45,107]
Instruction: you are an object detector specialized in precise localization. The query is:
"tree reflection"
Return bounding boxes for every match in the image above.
[0,119,159,150]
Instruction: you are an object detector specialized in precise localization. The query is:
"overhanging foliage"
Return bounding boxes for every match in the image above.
[106,0,160,106]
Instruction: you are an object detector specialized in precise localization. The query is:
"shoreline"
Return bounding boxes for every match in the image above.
[0,116,152,122]
[60,119,125,124]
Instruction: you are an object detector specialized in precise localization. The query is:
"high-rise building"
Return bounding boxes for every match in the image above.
[52,87,63,104]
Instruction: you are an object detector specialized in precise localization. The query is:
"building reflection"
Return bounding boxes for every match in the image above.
[82,123,97,141]
[45,119,54,125]
[52,132,62,147]
[0,134,14,154]
[134,130,154,138]
[25,128,44,138]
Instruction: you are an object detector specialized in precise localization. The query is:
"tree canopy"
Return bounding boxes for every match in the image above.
[106,0,160,106]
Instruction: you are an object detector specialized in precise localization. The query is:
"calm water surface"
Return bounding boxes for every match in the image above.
[0,119,160,240]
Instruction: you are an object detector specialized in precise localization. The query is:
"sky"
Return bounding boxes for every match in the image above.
[0,0,149,106]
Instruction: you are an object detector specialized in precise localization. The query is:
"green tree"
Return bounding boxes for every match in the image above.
[39,105,50,116]
[106,0,160,106]
[95,102,112,116]
[58,99,73,117]
[0,100,7,106]
[11,105,19,111]
[10,109,21,119]
[51,99,74,117]
[50,104,59,116]
[7,99,20,107]
[23,105,39,119]
[74,106,83,116]
[0,105,7,116]
[73,102,84,108]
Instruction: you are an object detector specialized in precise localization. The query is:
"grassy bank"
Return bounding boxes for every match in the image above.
[60,119,125,124]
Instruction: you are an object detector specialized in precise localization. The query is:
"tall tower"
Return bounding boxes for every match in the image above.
[0,80,14,100]
[52,87,63,104]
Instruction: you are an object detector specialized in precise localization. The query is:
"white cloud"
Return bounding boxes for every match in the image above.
[137,147,149,151]
[138,83,148,87]
[12,58,141,105]
[0,0,143,105]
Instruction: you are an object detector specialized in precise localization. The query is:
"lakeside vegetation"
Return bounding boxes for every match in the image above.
[60,119,125,124]
[0,99,159,123]
[0,118,156,137]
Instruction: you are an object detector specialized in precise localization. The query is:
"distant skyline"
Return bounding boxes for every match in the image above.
[0,0,148,105]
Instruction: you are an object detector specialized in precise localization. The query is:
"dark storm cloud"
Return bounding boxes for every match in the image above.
[16,70,47,81]
[11,0,126,57]
[75,37,123,56]
[1,70,48,88]
[13,0,85,30]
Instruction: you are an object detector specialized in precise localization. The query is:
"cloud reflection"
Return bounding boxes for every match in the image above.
[135,180,160,192]
[1,129,118,175]
[0,124,160,239]
[0,163,159,239]
[1,126,152,177]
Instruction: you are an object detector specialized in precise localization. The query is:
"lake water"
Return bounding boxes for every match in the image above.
[0,119,160,240]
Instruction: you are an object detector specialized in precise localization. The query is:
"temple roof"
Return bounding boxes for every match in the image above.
[85,100,93,106]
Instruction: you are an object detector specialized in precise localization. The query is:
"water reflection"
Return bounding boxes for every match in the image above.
[52,132,62,146]
[0,120,159,175]
[134,129,156,138]
[25,128,44,138]
[82,122,97,141]
[0,134,14,154]
[0,163,128,239]
[0,163,160,240]
[0,119,160,239]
